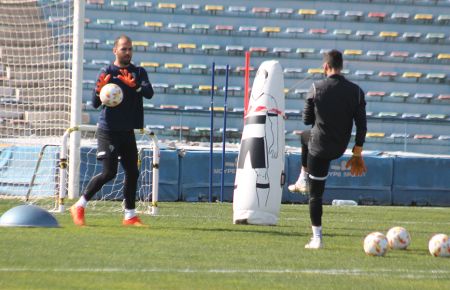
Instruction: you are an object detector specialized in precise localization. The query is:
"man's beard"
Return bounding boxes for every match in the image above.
[119,57,131,66]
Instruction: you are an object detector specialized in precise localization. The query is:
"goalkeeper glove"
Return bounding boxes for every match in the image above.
[118,69,140,91]
[95,73,111,93]
[345,145,367,176]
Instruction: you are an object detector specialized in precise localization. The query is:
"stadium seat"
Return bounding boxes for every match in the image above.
[225,45,244,55]
[437,14,450,24]
[178,43,196,52]
[195,126,211,132]
[144,21,163,31]
[366,91,386,97]
[356,30,374,39]
[160,105,180,110]
[214,65,229,74]
[87,0,104,7]
[414,52,433,60]
[401,113,422,119]
[344,10,363,21]
[425,114,447,120]
[414,13,433,22]
[140,62,159,71]
[202,44,221,54]
[110,0,128,10]
[414,134,433,140]
[368,12,386,22]
[275,8,294,17]
[390,133,409,138]
[333,29,352,37]
[174,84,193,93]
[164,63,183,72]
[249,47,268,56]
[402,72,422,81]
[355,70,374,79]
[132,41,149,51]
[402,32,422,41]
[414,93,434,100]
[192,24,210,34]
[235,66,255,75]
[152,83,169,93]
[321,9,340,19]
[438,94,450,101]
[84,38,100,48]
[390,91,410,99]
[273,47,291,56]
[228,6,247,13]
[344,49,363,56]
[181,4,200,14]
[143,103,155,109]
[296,48,315,57]
[204,5,223,15]
[211,106,225,112]
[252,7,271,16]
[390,51,409,60]
[134,1,152,11]
[309,28,327,35]
[283,68,303,75]
[225,86,242,96]
[379,31,399,39]
[215,25,233,35]
[367,50,385,59]
[366,132,385,138]
[377,112,399,118]
[233,107,245,113]
[158,3,176,13]
[198,85,218,93]
[294,89,309,98]
[82,80,95,89]
[154,42,173,51]
[146,125,165,130]
[120,20,139,28]
[168,22,186,32]
[188,64,208,74]
[391,12,410,22]
[238,26,258,36]
[438,135,450,140]
[185,106,204,111]
[378,71,398,80]
[96,18,115,28]
[298,9,317,18]
[437,53,450,60]
[84,18,91,27]
[262,26,281,36]
[307,68,324,75]
[285,27,304,36]
[426,33,445,42]
[426,73,447,82]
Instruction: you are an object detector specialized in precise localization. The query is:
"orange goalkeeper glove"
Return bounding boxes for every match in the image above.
[345,146,367,176]
[118,69,137,88]
[95,73,111,93]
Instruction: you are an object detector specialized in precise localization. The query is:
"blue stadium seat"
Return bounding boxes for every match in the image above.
[134,1,152,11]
[202,44,221,54]
[152,83,169,93]
[402,32,422,41]
[345,10,364,21]
[321,9,340,20]
[414,52,433,60]
[390,91,410,100]
[391,12,410,22]
[437,14,450,24]
[426,32,445,42]
[228,6,246,13]
[355,70,374,79]
[401,113,422,119]
[285,27,304,36]
[356,30,374,39]
[425,114,447,120]
[275,8,294,17]
[426,73,447,82]
[96,18,115,28]
[414,93,434,100]
[283,68,303,75]
[110,0,128,10]
[296,48,315,57]
[225,86,242,96]
[168,22,187,32]
[191,24,210,34]
[84,38,100,48]
[238,26,258,36]
[333,29,352,37]
[120,20,139,28]
[154,42,173,51]
[91,59,109,66]
[377,112,399,118]
[188,64,207,74]
[367,50,385,59]
[174,84,193,93]
[390,133,409,138]
[225,45,244,55]
[438,135,450,140]
[272,47,291,56]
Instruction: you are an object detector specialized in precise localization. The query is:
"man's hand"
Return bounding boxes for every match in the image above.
[118,69,136,88]
[345,146,367,176]
[95,73,111,93]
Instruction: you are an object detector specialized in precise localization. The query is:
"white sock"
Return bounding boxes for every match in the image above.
[75,196,88,208]
[297,170,308,183]
[124,208,136,220]
[312,226,322,240]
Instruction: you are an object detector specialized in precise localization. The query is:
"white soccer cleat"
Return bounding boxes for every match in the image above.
[305,238,323,249]
[288,178,308,194]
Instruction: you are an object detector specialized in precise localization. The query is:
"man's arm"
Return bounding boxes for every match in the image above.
[91,69,110,109]
[303,84,315,125]
[354,87,367,147]
[137,68,154,99]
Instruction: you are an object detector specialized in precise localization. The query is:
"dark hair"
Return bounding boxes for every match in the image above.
[323,49,343,70]
[114,35,132,47]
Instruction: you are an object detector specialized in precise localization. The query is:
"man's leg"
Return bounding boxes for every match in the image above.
[289,130,311,193]
[305,153,331,249]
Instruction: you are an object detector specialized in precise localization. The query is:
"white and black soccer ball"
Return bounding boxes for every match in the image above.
[386,226,411,250]
[100,83,123,107]
[428,234,450,257]
[364,232,389,256]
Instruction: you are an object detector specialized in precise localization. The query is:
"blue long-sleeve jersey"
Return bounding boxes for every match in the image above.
[92,64,154,131]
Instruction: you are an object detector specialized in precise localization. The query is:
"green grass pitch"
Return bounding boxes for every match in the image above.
[0,201,449,289]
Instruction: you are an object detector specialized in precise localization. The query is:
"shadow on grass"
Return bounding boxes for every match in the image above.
[175,225,306,237]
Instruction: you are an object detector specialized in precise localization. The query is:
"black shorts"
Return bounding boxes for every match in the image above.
[96,128,137,160]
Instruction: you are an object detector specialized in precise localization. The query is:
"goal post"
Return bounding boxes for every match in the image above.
[57,125,160,215]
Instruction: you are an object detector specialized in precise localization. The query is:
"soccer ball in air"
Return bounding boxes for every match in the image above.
[428,234,450,257]
[100,83,123,107]
[363,232,389,256]
[386,226,411,250]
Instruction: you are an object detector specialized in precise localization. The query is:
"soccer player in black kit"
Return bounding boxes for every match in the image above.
[70,35,154,226]
[289,50,368,248]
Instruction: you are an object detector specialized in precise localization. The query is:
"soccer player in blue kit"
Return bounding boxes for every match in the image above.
[71,35,154,226]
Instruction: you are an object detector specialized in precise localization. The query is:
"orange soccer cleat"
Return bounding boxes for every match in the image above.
[122,216,147,227]
[70,205,86,226]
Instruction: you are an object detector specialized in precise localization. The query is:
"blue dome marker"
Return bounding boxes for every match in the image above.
[0,205,60,228]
